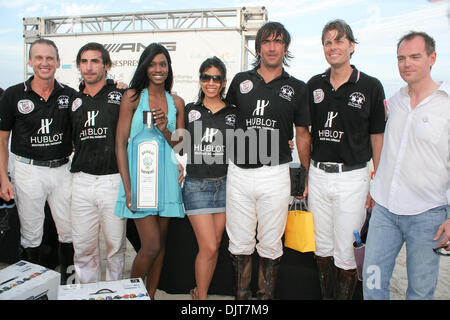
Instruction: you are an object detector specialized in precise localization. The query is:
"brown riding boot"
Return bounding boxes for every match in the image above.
[314,255,337,300]
[336,267,358,300]
[230,253,253,300]
[256,256,281,300]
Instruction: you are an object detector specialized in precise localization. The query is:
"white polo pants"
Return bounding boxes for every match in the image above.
[226,162,290,260]
[71,172,126,283]
[308,164,370,270]
[12,158,73,248]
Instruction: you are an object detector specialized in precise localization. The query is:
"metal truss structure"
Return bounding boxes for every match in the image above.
[23,7,268,79]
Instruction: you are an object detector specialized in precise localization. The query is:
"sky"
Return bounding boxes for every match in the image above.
[0,0,449,98]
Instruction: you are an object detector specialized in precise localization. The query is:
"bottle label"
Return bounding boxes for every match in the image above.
[137,141,159,208]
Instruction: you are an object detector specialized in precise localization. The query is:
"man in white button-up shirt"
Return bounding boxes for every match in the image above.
[363,31,450,300]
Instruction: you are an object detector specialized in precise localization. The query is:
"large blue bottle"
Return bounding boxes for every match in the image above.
[130,110,165,212]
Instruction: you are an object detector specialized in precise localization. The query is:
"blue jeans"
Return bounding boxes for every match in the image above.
[363,202,448,300]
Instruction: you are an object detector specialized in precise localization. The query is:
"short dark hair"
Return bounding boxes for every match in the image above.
[76,42,112,68]
[397,31,436,55]
[253,21,293,67]
[29,38,60,61]
[197,56,227,103]
[322,19,357,43]
[129,43,173,101]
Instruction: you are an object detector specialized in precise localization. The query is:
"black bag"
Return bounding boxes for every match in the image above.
[289,163,306,197]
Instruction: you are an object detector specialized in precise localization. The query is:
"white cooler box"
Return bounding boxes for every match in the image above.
[0,260,60,300]
[58,278,150,300]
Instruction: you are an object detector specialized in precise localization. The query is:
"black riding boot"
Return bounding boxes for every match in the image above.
[58,242,75,285]
[20,245,41,264]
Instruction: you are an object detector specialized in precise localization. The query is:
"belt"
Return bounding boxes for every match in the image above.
[16,156,69,168]
[311,159,366,173]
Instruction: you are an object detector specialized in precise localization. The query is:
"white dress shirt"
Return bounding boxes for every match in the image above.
[371,82,450,215]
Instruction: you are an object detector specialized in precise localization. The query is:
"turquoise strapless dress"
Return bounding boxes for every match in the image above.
[114,89,185,219]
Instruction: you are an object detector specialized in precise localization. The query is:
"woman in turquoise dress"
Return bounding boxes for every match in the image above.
[115,43,185,299]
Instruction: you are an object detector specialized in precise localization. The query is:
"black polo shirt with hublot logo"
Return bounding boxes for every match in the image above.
[226,68,310,169]
[307,66,386,165]
[184,101,236,178]
[69,80,124,175]
[0,76,75,161]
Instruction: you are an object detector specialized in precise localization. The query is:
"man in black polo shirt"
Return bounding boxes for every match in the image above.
[69,42,127,283]
[0,39,75,283]
[225,22,311,300]
[307,20,386,299]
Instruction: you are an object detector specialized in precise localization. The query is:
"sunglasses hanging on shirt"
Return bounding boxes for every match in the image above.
[433,247,450,257]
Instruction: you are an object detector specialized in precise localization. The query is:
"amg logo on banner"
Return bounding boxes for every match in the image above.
[104,42,176,53]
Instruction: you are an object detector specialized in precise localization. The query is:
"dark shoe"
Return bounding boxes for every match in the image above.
[336,267,358,300]
[230,253,252,300]
[20,245,41,264]
[58,242,75,285]
[314,255,337,300]
[256,256,281,300]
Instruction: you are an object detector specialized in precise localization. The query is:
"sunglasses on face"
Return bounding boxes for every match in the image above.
[200,74,222,83]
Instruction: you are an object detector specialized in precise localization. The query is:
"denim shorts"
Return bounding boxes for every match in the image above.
[182,175,226,216]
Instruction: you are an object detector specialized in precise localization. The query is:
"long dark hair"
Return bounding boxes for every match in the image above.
[253,21,293,68]
[129,43,173,101]
[196,56,227,103]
